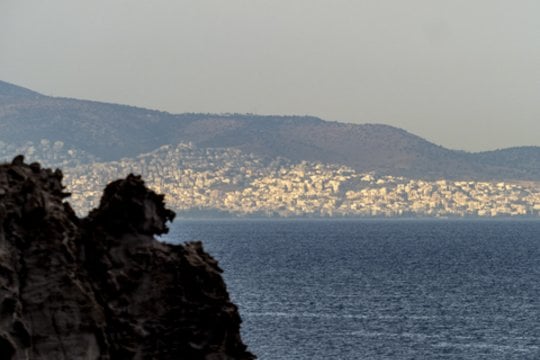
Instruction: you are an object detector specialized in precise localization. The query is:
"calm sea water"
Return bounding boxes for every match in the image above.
[162,220,540,360]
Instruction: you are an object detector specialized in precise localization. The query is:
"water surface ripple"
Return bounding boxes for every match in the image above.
[164,220,540,360]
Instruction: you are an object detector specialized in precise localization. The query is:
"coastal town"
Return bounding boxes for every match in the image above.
[63,143,540,218]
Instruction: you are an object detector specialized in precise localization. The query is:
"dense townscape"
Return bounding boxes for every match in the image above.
[61,143,540,217]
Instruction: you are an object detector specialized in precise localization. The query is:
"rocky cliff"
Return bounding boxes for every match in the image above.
[0,156,254,359]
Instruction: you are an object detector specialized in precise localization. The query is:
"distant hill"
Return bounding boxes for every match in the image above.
[471,147,540,179]
[0,80,43,100]
[0,80,179,160]
[1,80,539,181]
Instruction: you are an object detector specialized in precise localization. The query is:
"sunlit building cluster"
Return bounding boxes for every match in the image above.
[62,143,540,218]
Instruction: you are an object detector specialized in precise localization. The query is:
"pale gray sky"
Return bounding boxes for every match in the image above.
[1,0,539,151]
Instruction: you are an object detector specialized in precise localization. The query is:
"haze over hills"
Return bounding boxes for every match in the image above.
[0,79,539,181]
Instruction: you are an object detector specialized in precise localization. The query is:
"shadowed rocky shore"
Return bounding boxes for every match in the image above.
[0,156,254,359]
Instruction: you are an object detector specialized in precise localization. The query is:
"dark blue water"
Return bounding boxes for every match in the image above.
[163,220,540,359]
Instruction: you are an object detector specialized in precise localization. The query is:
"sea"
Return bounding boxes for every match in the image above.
[162,219,540,360]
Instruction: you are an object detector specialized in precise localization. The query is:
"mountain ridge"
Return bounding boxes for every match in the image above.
[1,80,539,181]
[0,80,44,99]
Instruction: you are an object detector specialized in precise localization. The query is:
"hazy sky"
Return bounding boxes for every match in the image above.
[1,0,539,151]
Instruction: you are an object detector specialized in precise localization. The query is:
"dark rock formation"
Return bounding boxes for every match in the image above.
[0,156,254,359]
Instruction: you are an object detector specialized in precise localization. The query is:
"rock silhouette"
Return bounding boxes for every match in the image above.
[0,156,254,359]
